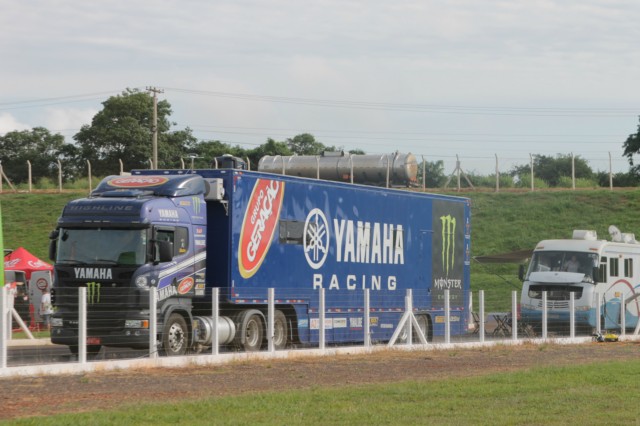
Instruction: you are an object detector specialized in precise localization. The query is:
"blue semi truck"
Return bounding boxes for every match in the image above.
[49,167,471,355]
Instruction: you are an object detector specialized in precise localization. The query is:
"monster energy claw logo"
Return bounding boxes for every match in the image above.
[192,196,202,215]
[440,215,456,275]
[87,282,101,304]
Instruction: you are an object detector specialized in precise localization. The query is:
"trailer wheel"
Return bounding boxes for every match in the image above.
[162,313,188,356]
[273,310,288,350]
[235,310,265,352]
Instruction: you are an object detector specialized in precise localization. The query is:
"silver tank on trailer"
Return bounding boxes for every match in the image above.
[258,151,418,187]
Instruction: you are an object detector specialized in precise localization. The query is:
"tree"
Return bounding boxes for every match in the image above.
[286,133,327,155]
[0,127,69,184]
[510,154,593,187]
[247,138,292,170]
[623,117,640,175]
[416,159,446,187]
[73,89,194,175]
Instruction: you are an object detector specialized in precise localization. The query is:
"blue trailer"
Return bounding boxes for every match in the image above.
[49,168,471,355]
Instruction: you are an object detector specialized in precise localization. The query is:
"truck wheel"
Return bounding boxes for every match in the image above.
[235,310,264,352]
[162,313,189,356]
[413,315,430,343]
[273,310,288,350]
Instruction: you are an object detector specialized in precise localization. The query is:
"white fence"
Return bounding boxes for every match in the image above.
[3,285,639,378]
[0,152,629,194]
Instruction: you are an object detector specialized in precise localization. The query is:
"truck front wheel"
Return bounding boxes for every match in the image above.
[162,313,189,356]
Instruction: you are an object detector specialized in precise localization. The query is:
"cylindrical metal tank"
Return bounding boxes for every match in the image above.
[258,152,417,187]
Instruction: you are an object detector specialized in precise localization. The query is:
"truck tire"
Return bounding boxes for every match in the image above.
[161,313,189,356]
[235,310,264,352]
[413,315,430,343]
[273,310,288,350]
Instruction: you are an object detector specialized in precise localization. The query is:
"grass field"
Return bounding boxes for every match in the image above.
[6,359,640,425]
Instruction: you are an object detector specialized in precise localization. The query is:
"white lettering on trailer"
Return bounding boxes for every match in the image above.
[433,278,462,290]
[74,268,113,280]
[333,219,404,265]
[313,273,397,291]
[247,181,280,262]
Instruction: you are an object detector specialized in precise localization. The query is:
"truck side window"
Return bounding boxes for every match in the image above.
[157,227,189,257]
[609,257,619,277]
[175,227,189,255]
[599,256,608,282]
[624,258,633,278]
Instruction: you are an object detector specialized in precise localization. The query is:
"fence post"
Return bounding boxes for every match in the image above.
[569,292,575,338]
[595,292,601,334]
[315,156,320,179]
[621,296,626,338]
[529,153,534,192]
[57,160,62,193]
[86,160,92,195]
[212,287,219,355]
[149,288,157,359]
[364,289,370,347]
[542,291,548,339]
[609,152,613,191]
[479,290,485,343]
[78,287,87,364]
[119,159,124,175]
[386,155,390,188]
[268,288,275,353]
[406,289,413,346]
[319,288,325,350]
[27,160,32,193]
[495,154,500,193]
[0,162,3,193]
[421,155,425,190]
[571,153,576,190]
[444,289,450,344]
[349,154,354,184]
[511,291,518,341]
[0,286,7,369]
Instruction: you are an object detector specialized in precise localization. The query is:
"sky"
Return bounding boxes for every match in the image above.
[1,0,640,175]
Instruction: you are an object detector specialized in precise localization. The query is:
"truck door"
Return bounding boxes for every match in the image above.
[154,226,196,298]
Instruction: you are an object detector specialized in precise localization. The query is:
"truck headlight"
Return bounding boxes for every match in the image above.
[135,276,149,288]
[51,317,63,327]
[125,320,149,329]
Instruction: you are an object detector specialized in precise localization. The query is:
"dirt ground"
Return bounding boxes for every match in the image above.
[2,341,639,420]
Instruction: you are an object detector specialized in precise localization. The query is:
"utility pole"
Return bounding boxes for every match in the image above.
[146,87,164,170]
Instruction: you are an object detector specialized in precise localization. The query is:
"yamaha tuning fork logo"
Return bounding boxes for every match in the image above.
[303,208,330,269]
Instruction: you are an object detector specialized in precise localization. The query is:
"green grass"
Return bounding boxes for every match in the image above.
[7,359,640,425]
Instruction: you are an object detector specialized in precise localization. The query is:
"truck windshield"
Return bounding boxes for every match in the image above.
[56,228,147,266]
[527,251,598,283]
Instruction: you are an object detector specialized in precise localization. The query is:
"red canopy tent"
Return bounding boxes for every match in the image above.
[4,247,53,280]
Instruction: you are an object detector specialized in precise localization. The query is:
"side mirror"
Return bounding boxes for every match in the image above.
[592,266,599,284]
[48,230,59,262]
[518,264,525,281]
[154,240,174,264]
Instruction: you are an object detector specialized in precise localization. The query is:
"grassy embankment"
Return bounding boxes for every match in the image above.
[2,188,640,311]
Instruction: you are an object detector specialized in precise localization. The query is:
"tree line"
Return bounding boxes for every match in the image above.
[2,89,640,188]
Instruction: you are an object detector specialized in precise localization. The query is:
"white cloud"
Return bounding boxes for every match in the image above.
[43,108,97,135]
[0,113,30,135]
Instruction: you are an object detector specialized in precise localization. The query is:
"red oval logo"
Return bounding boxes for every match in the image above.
[177,277,194,294]
[238,179,285,278]
[108,176,169,188]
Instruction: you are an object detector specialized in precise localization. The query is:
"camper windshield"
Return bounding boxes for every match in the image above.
[56,228,147,266]
[527,251,598,282]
